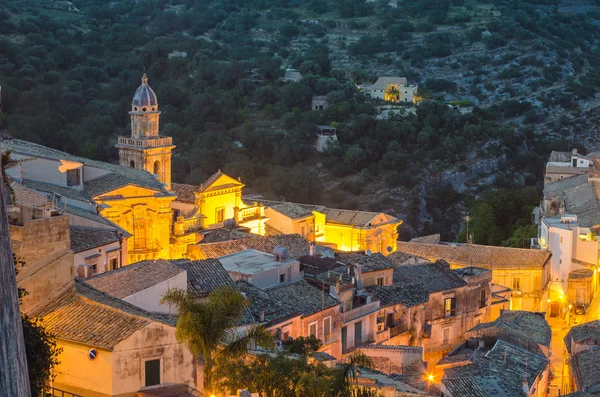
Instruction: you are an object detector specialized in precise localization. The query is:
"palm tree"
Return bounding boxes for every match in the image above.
[331,352,376,397]
[161,286,274,395]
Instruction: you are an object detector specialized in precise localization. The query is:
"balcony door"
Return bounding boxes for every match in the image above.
[354,321,362,348]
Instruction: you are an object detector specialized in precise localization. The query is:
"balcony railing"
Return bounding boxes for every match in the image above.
[389,323,409,337]
[182,217,202,232]
[47,387,84,397]
[238,205,263,222]
[117,136,173,147]
[340,301,380,324]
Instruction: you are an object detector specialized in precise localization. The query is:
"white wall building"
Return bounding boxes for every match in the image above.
[219,248,303,289]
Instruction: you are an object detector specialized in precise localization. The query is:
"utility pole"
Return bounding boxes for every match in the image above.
[0,163,32,397]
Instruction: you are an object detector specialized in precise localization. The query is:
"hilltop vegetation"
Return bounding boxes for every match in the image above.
[1,0,599,240]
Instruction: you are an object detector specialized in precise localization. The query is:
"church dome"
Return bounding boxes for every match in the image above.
[132,73,158,108]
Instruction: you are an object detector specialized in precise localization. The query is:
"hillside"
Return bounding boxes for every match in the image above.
[1,0,599,242]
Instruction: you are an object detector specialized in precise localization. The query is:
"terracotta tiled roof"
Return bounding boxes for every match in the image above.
[393,261,466,293]
[365,284,429,308]
[199,228,253,243]
[86,260,185,299]
[442,340,548,397]
[36,279,176,350]
[70,226,121,253]
[372,77,408,90]
[175,259,236,298]
[236,280,338,323]
[564,320,600,353]
[469,310,551,347]
[336,253,395,272]
[543,173,589,198]
[171,183,197,203]
[197,234,309,259]
[250,198,397,227]
[269,202,313,219]
[0,138,170,198]
[572,346,600,391]
[393,242,551,270]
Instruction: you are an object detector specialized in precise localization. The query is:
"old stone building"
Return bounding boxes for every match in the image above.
[393,241,552,312]
[35,280,198,397]
[391,260,494,369]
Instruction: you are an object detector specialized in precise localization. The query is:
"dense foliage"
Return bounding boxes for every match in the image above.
[2,0,591,240]
[213,350,381,397]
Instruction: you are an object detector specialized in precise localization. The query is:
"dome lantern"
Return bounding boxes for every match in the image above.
[132,73,158,111]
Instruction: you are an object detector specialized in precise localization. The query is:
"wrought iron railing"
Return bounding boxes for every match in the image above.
[47,387,84,397]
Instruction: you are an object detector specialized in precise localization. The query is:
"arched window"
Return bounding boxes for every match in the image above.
[130,160,135,168]
[153,160,160,175]
[133,219,147,250]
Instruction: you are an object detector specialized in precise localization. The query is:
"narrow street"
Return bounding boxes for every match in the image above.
[547,292,600,395]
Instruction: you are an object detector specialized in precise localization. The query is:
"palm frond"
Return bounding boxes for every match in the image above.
[219,325,275,360]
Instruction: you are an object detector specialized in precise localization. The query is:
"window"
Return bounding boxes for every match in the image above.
[279,274,286,284]
[216,207,225,223]
[442,328,450,345]
[444,298,456,317]
[134,219,147,250]
[309,322,317,337]
[283,331,289,340]
[91,263,97,274]
[513,278,521,291]
[66,168,81,186]
[153,160,160,175]
[301,226,306,238]
[480,289,486,308]
[109,258,118,271]
[377,277,384,287]
[130,160,135,168]
[144,359,161,387]
[323,317,331,339]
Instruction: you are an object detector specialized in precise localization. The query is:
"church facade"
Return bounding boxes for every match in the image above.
[2,74,401,273]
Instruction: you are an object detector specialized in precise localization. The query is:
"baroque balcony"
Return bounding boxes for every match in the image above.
[117,136,173,148]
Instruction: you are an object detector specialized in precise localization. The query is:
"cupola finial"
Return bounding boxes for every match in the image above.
[141,73,148,85]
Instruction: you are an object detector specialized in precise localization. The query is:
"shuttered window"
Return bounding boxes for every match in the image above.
[145,359,160,387]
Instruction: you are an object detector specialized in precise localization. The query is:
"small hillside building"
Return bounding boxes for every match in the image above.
[369,77,418,104]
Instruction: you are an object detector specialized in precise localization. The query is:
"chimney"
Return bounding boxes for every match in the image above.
[309,242,317,256]
[573,148,578,156]
[503,350,507,368]
[260,310,265,322]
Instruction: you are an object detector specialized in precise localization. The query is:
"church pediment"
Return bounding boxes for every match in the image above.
[92,184,166,200]
[198,170,244,194]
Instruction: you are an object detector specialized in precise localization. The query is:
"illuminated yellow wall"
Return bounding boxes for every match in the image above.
[264,208,314,239]
[199,190,240,228]
[321,222,400,255]
[95,185,175,264]
[52,341,113,397]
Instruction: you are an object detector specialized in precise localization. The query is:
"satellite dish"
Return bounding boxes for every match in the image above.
[365,249,372,256]
[387,246,393,253]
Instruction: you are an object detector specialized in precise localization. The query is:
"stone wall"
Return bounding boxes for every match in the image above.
[359,345,424,376]
[11,215,74,315]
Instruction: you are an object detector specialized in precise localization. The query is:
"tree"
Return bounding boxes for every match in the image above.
[161,286,275,395]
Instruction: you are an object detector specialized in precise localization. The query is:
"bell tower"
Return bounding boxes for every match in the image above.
[116,74,175,190]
